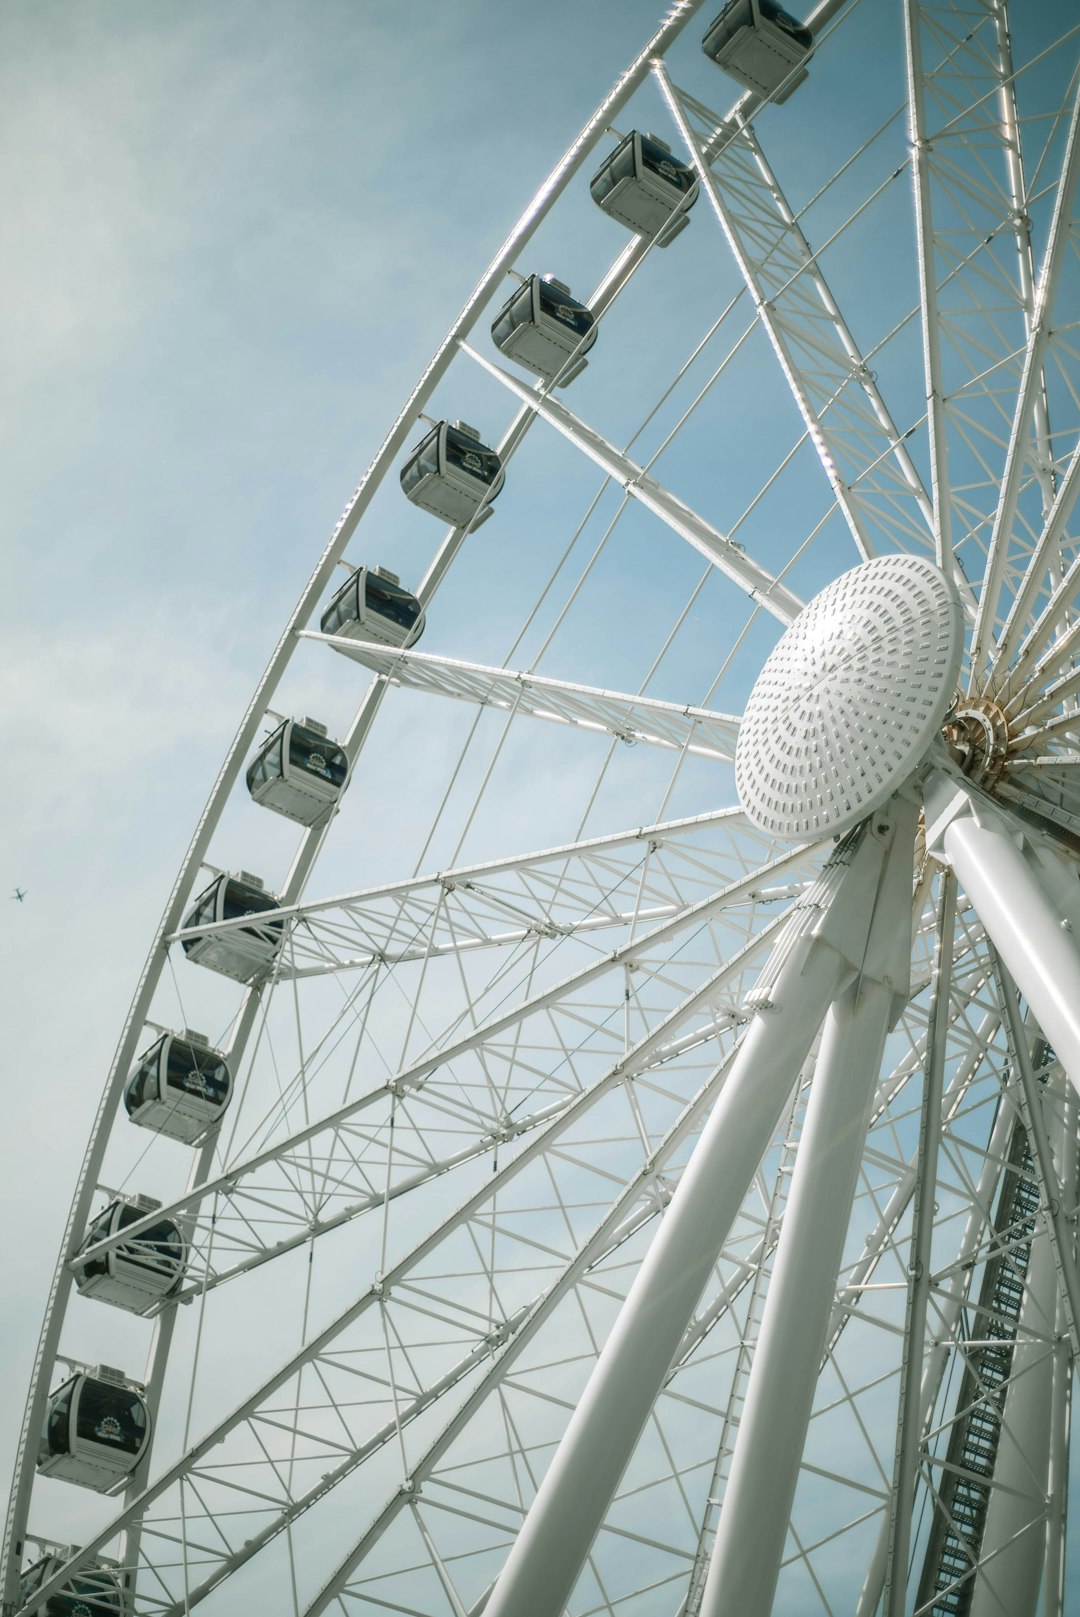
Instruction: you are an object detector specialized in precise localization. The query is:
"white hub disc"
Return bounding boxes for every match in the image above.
[736,554,964,841]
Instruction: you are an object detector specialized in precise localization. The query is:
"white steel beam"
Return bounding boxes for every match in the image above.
[855,1089,1022,1617]
[970,68,1080,676]
[300,636,741,760]
[25,948,769,1617]
[654,67,952,581]
[884,873,956,1617]
[903,0,954,576]
[699,800,916,1617]
[459,342,803,624]
[97,849,817,1278]
[924,770,1080,1091]
[0,4,722,1596]
[482,813,912,1617]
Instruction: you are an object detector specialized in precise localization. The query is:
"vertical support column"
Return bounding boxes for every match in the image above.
[1044,1080,1077,1617]
[698,972,898,1617]
[970,1183,1058,1617]
[924,770,1080,1091]
[483,814,913,1617]
[883,872,955,1617]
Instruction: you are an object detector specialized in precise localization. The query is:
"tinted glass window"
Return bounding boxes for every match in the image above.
[365,573,422,630]
[220,880,284,942]
[761,0,812,43]
[43,1379,76,1456]
[78,1208,116,1280]
[321,572,361,635]
[639,136,696,194]
[247,725,286,789]
[492,285,535,346]
[400,429,441,494]
[222,880,278,922]
[20,1558,47,1597]
[445,427,501,485]
[538,280,594,336]
[166,1040,230,1106]
[75,1381,146,1456]
[184,882,221,930]
[288,726,348,787]
[590,136,636,202]
[116,1205,184,1272]
[125,1048,159,1113]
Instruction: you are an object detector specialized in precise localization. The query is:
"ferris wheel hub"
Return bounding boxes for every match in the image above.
[736,554,964,842]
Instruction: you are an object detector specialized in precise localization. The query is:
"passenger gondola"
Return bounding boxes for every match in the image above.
[246,717,347,825]
[19,1551,126,1617]
[38,1369,150,1492]
[491,274,598,385]
[320,565,426,656]
[73,1196,187,1314]
[589,131,698,245]
[400,420,504,527]
[124,1028,231,1143]
[179,872,284,984]
[702,0,812,101]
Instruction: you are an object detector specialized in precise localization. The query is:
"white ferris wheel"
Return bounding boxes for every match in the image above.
[5,0,1080,1614]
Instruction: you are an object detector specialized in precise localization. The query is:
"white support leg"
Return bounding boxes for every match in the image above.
[924,769,1080,1091]
[699,972,898,1617]
[970,1183,1058,1617]
[698,803,916,1617]
[483,813,912,1617]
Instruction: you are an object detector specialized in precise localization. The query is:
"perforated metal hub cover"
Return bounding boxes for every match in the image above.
[736,555,964,841]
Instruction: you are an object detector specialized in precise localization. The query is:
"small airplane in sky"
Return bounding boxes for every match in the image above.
[11,888,26,903]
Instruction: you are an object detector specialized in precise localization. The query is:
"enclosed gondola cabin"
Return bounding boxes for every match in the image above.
[19,1551,127,1617]
[73,1196,187,1314]
[246,718,347,826]
[180,873,284,984]
[590,131,698,245]
[400,420,504,528]
[124,1029,231,1144]
[491,274,597,386]
[702,0,812,101]
[321,566,425,656]
[38,1369,150,1492]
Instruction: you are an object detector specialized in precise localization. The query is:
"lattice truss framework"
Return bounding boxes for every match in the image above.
[9,2,1080,1616]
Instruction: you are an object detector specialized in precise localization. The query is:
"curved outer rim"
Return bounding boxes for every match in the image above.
[1,0,740,1605]
[0,0,933,1606]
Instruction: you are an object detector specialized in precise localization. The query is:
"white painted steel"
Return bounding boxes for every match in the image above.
[737,556,963,839]
[883,872,955,1617]
[925,770,1080,1091]
[10,3,1080,1614]
[702,971,898,1616]
[484,813,920,1617]
[482,940,850,1617]
[969,1162,1058,1617]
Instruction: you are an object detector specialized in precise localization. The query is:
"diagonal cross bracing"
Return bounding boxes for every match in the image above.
[654,71,948,579]
[299,637,741,763]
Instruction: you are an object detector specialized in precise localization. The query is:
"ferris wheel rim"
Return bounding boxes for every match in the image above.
[9,1,1080,1614]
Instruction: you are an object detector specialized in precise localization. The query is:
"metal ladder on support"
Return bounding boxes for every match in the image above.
[914,1108,1042,1615]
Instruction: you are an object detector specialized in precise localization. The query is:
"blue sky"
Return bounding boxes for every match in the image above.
[1,0,734,1542]
[3,0,1077,1609]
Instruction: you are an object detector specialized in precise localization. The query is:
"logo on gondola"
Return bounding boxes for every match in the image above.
[461,450,483,473]
[71,1604,92,1617]
[184,1068,209,1098]
[95,1414,124,1443]
[658,159,678,181]
[307,751,331,778]
[553,305,576,326]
